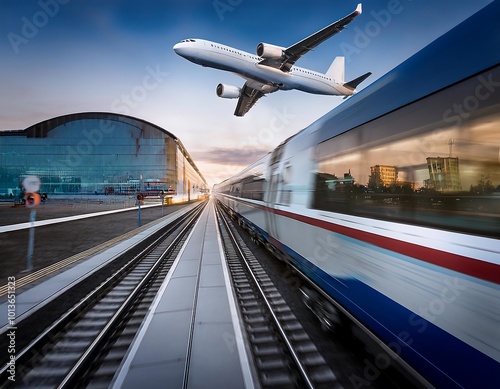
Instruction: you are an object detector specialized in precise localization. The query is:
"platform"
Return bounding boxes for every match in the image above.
[0,202,200,332]
[0,201,162,233]
[111,200,255,389]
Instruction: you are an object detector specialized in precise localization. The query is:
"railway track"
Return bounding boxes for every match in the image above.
[216,201,426,389]
[215,202,340,389]
[0,201,207,388]
[2,199,418,388]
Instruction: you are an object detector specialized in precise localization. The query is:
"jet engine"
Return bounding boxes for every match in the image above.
[216,83,241,99]
[256,43,285,59]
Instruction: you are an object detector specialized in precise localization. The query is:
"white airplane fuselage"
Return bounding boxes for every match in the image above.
[173,39,353,96]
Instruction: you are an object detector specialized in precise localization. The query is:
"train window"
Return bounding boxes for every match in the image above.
[312,100,500,238]
[278,165,292,205]
[270,142,286,165]
[240,174,266,201]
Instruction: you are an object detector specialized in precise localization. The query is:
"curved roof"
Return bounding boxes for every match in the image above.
[18,112,206,185]
[303,1,500,144]
[23,111,178,140]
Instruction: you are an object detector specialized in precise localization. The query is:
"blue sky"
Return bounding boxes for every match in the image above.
[0,0,493,186]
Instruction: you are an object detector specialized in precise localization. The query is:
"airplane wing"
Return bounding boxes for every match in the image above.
[234,83,266,117]
[262,3,362,72]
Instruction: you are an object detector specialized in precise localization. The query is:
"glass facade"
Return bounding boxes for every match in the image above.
[0,112,208,201]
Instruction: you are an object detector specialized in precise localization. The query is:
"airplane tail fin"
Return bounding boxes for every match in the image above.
[343,72,372,91]
[326,56,345,83]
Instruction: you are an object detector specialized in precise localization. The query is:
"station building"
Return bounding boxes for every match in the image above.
[0,112,208,201]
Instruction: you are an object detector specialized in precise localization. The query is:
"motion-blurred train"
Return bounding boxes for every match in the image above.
[214,3,500,388]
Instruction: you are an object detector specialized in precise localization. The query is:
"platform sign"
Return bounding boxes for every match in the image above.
[22,175,41,192]
[25,193,41,208]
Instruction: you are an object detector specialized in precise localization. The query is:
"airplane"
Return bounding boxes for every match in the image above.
[173,3,371,117]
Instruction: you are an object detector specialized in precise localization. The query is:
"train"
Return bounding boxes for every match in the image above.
[213,3,500,388]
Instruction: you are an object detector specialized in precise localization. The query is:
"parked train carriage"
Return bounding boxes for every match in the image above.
[214,3,500,388]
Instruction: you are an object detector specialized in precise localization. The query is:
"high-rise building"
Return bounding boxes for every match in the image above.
[368,165,397,189]
[426,157,461,192]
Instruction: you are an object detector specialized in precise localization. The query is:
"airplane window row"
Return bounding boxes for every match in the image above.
[209,44,260,60]
[203,43,331,80]
[291,68,331,81]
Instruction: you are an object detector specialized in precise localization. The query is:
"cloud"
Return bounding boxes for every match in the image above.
[192,146,269,165]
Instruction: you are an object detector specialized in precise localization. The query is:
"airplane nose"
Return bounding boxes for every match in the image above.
[173,40,200,63]
[173,42,188,57]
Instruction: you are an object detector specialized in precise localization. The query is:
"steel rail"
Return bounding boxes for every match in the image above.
[0,201,206,387]
[58,201,206,388]
[215,203,315,389]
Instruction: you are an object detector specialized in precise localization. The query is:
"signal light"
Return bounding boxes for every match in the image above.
[24,192,41,208]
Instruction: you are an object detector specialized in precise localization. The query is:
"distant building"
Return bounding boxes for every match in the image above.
[318,172,356,192]
[0,112,208,201]
[369,165,397,189]
[425,156,461,192]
